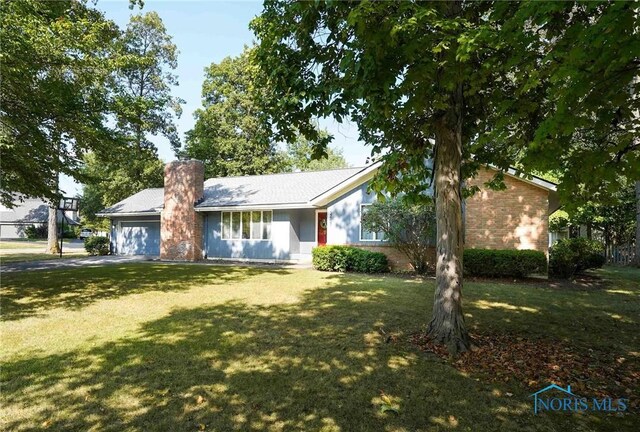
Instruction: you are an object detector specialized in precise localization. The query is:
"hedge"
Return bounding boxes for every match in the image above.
[312,246,389,273]
[549,238,605,278]
[464,248,547,278]
[84,236,110,256]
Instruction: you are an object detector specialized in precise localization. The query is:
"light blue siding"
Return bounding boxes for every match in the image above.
[327,181,380,245]
[288,208,316,256]
[204,210,292,260]
[112,216,161,256]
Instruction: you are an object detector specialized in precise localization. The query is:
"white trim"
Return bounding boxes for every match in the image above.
[196,203,313,212]
[117,219,161,224]
[96,211,161,217]
[359,203,384,241]
[486,165,557,192]
[220,210,272,241]
[309,162,382,207]
[315,209,327,246]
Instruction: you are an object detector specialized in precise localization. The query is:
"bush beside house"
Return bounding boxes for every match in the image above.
[360,197,436,274]
[312,246,388,273]
[549,238,605,278]
[24,224,47,239]
[464,249,548,278]
[84,236,110,256]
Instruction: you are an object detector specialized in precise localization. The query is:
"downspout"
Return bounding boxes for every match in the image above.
[203,214,208,259]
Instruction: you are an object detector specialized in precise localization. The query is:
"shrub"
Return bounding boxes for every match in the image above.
[361,197,436,273]
[312,246,388,273]
[84,236,110,256]
[464,248,547,278]
[24,224,47,239]
[549,238,605,278]
[349,247,389,273]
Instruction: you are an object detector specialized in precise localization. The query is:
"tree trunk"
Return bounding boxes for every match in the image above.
[634,181,640,266]
[46,206,60,254]
[426,85,471,355]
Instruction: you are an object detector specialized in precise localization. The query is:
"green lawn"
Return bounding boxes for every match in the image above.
[1,265,637,431]
[0,240,44,249]
[0,239,77,249]
[0,252,88,264]
[0,240,87,263]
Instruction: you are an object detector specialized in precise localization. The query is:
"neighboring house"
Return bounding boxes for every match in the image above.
[97,160,559,269]
[0,197,79,239]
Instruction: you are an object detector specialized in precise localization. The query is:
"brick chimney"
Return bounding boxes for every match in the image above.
[160,160,205,261]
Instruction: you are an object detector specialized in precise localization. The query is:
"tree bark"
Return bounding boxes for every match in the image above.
[46,206,60,254]
[426,85,471,355]
[634,181,640,266]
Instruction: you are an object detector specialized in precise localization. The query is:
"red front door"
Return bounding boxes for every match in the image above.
[317,212,327,246]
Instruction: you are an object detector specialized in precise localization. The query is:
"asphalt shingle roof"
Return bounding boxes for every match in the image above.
[198,167,364,208]
[98,188,164,215]
[0,198,49,223]
[98,167,368,215]
[0,197,79,224]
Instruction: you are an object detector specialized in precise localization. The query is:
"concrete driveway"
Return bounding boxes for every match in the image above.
[1,255,313,273]
[0,255,154,273]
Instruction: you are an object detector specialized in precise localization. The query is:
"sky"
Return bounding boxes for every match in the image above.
[61,0,369,196]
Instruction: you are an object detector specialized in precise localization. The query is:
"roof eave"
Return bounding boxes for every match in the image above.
[485,165,557,192]
[195,203,315,212]
[308,162,382,207]
[95,211,161,218]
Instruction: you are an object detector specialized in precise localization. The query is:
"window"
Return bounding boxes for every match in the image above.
[221,210,272,240]
[242,212,251,239]
[222,212,230,240]
[251,211,261,239]
[231,212,241,239]
[263,211,272,239]
[360,204,385,241]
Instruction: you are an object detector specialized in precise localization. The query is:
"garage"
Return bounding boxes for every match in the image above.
[117,221,161,256]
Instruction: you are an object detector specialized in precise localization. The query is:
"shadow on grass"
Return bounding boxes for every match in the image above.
[0,264,291,322]
[4,271,631,432]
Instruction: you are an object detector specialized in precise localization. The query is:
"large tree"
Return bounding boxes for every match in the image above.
[80,151,164,221]
[112,11,183,154]
[181,47,288,178]
[0,0,123,207]
[81,11,182,223]
[285,132,349,172]
[252,1,639,353]
[1,0,126,253]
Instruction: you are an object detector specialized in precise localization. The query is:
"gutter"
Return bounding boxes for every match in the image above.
[95,211,162,217]
[195,203,315,212]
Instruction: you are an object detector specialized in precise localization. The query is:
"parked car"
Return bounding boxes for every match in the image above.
[79,228,94,239]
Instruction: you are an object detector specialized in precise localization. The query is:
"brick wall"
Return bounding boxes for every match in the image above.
[160,160,205,261]
[355,244,436,272]
[465,167,549,254]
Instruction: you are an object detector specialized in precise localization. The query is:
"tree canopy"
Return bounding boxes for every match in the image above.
[113,11,184,153]
[181,47,288,178]
[251,1,639,353]
[79,11,181,223]
[0,0,122,207]
[284,132,349,172]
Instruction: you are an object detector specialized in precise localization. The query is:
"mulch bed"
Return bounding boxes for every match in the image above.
[411,332,638,410]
